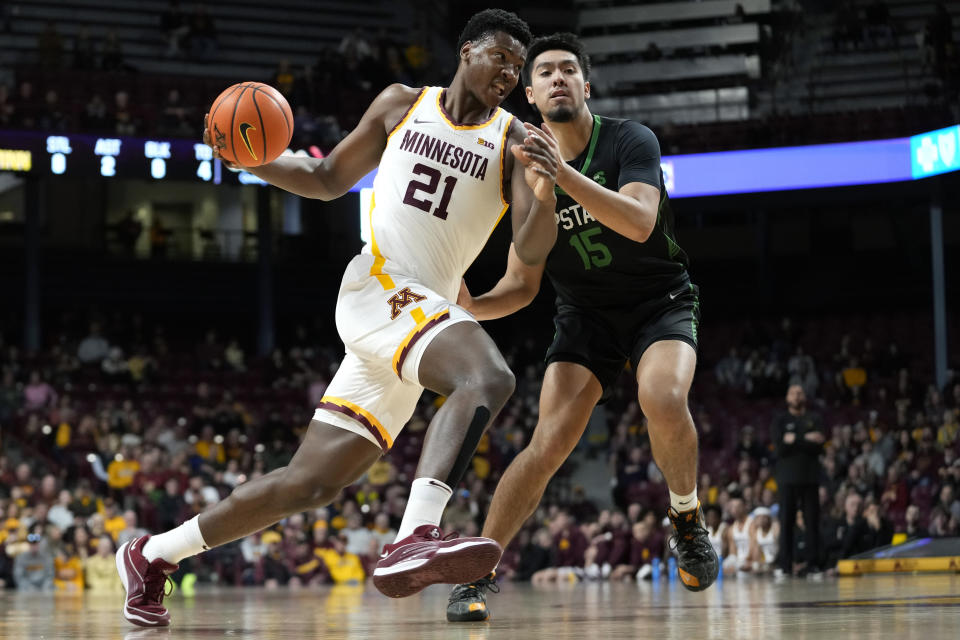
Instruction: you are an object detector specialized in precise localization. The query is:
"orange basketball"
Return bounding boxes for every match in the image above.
[208,82,293,167]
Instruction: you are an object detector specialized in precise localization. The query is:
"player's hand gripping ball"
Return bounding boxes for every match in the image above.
[207,82,293,167]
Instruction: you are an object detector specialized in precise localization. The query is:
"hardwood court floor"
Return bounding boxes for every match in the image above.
[2,574,958,639]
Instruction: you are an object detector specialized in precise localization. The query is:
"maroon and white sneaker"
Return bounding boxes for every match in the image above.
[372,525,501,598]
[116,535,178,627]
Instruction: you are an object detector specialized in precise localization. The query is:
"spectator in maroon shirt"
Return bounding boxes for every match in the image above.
[880,462,909,524]
[608,519,661,581]
[288,539,329,587]
[259,531,292,589]
[530,511,587,584]
[584,510,630,580]
[552,511,588,569]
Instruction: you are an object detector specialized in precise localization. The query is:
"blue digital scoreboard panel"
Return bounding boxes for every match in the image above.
[0,130,265,185]
[3,124,958,195]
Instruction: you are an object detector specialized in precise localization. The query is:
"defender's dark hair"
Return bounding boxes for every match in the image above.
[524,32,591,84]
[456,8,533,56]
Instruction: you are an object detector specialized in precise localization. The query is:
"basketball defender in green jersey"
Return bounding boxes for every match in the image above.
[447,33,717,622]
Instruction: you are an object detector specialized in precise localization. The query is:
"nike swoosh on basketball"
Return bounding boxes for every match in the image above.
[238,122,258,161]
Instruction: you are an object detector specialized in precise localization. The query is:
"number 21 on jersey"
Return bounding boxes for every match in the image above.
[403,163,458,220]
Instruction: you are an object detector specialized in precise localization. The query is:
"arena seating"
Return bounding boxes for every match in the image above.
[760,0,959,115]
[573,0,771,125]
[4,0,399,79]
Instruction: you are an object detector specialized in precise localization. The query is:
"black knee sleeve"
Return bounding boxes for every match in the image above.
[445,406,490,488]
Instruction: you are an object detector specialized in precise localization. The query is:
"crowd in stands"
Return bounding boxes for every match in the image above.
[1,308,957,592]
[0,6,437,150]
[1,2,956,154]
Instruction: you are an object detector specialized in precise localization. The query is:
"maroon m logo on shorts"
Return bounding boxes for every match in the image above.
[388,287,427,320]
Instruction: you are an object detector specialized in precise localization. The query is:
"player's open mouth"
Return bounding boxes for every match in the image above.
[492,83,507,97]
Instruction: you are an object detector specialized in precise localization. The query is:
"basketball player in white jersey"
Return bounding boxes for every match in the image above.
[749,506,779,573]
[722,496,753,575]
[704,504,727,562]
[115,9,561,627]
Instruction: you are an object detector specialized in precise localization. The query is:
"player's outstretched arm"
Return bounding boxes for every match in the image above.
[459,243,545,321]
[547,121,659,243]
[508,120,559,265]
[204,84,419,201]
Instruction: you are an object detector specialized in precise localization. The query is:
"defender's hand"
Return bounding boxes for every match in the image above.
[511,122,559,203]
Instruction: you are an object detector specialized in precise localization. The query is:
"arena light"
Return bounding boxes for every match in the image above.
[668,123,959,197]
[663,136,912,198]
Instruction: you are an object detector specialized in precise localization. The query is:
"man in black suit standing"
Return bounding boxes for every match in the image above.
[771,384,825,576]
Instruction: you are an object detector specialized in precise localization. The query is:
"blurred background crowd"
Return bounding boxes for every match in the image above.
[1,307,957,592]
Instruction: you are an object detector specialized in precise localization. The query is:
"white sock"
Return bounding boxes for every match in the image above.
[142,515,210,564]
[394,477,452,542]
[670,488,698,513]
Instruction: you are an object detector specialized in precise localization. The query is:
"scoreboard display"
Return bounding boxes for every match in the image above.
[4,124,956,196]
[0,129,267,186]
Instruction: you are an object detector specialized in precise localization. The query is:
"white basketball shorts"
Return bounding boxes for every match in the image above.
[313,253,475,451]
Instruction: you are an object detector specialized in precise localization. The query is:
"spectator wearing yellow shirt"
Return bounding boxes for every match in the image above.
[195,425,225,465]
[84,536,120,592]
[54,541,84,592]
[938,409,959,449]
[841,357,867,403]
[315,534,365,584]
[106,448,140,492]
[126,348,157,383]
[101,501,127,542]
[472,432,491,480]
[3,502,21,536]
[55,421,71,448]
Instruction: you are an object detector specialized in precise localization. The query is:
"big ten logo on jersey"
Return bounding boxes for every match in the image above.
[555,202,597,230]
[477,137,494,150]
[388,287,427,320]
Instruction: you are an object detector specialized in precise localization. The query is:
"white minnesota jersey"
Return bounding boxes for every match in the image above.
[708,522,726,559]
[365,86,514,301]
[756,524,778,565]
[732,517,753,562]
